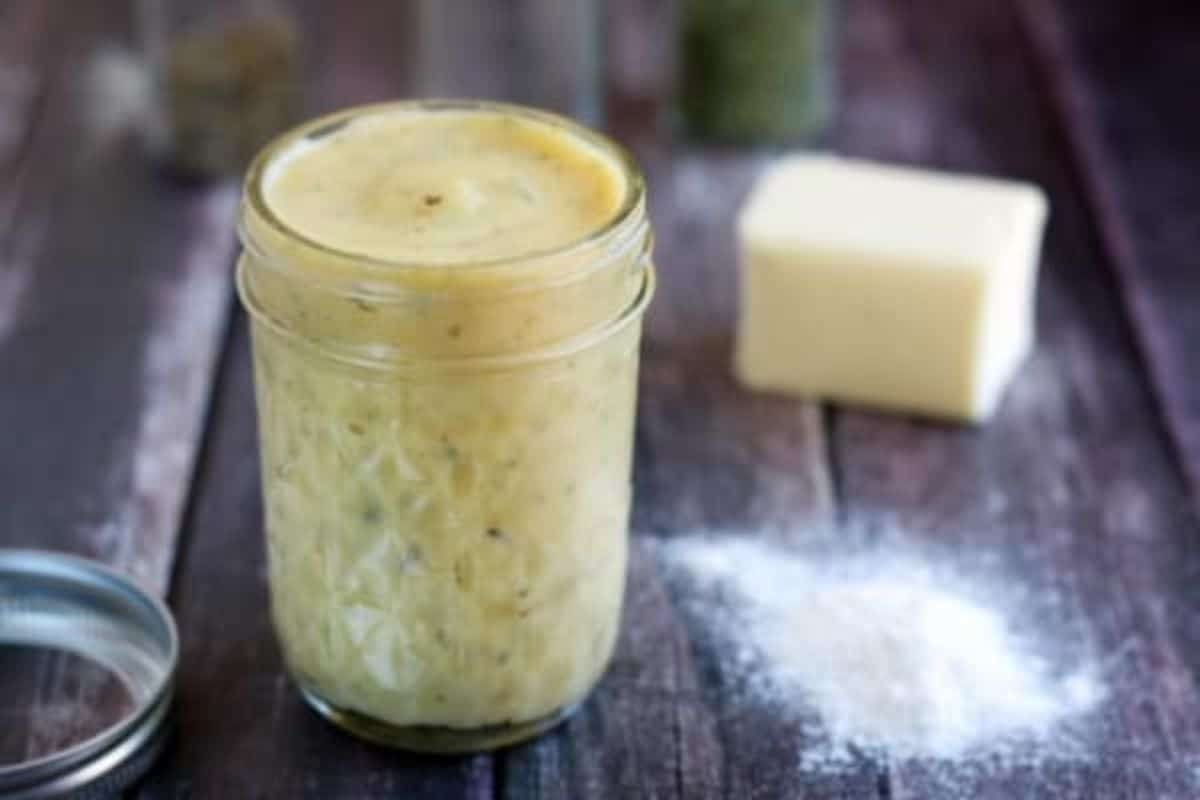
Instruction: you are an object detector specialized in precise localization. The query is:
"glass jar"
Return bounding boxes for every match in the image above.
[139,0,302,177]
[410,0,605,126]
[678,0,836,144]
[236,101,654,752]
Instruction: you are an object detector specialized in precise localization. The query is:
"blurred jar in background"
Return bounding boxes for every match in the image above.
[678,0,835,144]
[413,0,605,126]
[139,0,302,178]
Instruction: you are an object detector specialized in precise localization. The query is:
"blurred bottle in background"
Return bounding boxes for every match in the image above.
[139,0,302,178]
[413,0,605,126]
[678,0,835,145]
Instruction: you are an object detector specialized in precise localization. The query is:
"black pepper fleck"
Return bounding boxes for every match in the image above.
[486,527,506,541]
[448,323,463,339]
[423,194,443,206]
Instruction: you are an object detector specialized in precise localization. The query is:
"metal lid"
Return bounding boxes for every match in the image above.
[0,550,178,799]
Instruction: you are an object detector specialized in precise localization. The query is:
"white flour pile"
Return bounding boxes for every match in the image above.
[662,537,1105,766]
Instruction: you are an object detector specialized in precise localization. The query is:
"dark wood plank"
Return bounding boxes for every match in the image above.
[0,0,60,357]
[1017,0,1200,501]
[834,1,1200,796]
[0,2,79,767]
[0,4,235,592]
[0,0,236,771]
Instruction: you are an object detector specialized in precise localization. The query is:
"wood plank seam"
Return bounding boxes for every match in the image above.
[0,1,241,763]
[0,2,63,346]
[159,303,241,606]
[105,186,238,594]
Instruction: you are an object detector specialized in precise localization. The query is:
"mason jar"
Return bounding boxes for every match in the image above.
[236,101,654,752]
[139,0,302,177]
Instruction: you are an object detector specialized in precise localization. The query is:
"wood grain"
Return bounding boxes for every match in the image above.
[0,0,235,770]
[0,1,61,349]
[2,0,1190,797]
[0,4,235,592]
[1017,0,1200,502]
[835,1,1200,797]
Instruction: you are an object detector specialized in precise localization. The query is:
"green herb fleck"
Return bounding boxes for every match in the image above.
[454,557,473,589]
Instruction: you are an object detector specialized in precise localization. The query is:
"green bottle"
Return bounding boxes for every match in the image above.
[679,0,835,144]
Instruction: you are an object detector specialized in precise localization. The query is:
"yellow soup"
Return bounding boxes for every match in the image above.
[264,110,625,261]
[237,102,653,751]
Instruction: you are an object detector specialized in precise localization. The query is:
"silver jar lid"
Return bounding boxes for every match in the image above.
[0,550,178,799]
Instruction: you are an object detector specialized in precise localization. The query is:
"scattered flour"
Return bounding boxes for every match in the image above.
[661,537,1105,769]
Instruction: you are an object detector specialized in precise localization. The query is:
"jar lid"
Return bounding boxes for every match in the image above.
[0,550,178,799]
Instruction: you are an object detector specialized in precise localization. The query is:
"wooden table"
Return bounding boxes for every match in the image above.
[3,1,1198,797]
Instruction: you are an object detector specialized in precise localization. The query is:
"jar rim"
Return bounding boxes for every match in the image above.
[240,99,647,277]
[238,260,656,374]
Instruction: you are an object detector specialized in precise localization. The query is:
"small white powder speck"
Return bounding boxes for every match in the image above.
[661,537,1105,769]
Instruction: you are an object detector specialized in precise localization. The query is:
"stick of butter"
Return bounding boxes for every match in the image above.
[734,156,1049,423]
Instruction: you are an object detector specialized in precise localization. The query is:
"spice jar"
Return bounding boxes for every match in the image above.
[237,101,654,752]
[678,0,836,144]
[140,0,302,177]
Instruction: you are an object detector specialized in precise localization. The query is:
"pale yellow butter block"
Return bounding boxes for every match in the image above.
[734,156,1049,422]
